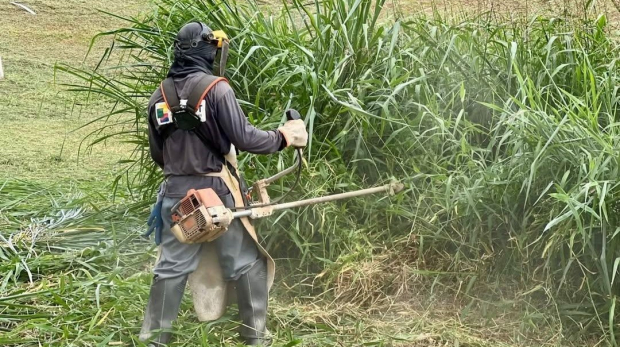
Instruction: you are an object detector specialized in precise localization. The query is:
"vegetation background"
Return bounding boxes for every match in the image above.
[3,0,620,346]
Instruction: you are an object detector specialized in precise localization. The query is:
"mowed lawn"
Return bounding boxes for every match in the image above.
[0,0,146,186]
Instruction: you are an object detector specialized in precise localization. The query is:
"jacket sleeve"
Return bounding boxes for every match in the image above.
[147,109,165,169]
[214,85,286,154]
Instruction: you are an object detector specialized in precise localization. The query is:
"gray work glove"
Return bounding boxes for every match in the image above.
[278,119,308,148]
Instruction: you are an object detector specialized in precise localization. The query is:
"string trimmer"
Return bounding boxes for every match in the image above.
[169,110,404,244]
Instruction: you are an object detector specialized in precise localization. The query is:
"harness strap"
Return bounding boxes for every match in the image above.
[158,74,229,165]
[159,74,228,138]
[160,78,182,113]
[202,163,248,212]
[202,156,250,207]
[187,75,227,113]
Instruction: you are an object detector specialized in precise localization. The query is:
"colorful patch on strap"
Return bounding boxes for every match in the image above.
[155,102,172,125]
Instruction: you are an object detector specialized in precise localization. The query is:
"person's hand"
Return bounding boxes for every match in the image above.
[278,119,308,148]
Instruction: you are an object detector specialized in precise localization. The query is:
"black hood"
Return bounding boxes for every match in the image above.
[167,22,218,78]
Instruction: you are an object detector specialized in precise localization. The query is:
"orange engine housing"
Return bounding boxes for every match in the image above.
[170,188,232,244]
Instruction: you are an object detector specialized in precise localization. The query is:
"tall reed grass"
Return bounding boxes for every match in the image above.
[57,0,620,343]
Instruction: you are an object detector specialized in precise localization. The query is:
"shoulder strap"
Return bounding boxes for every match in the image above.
[158,74,228,164]
[158,78,179,142]
[160,77,182,113]
[187,74,227,163]
[187,75,227,113]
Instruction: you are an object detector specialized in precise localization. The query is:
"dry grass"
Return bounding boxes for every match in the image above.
[305,243,573,346]
[271,287,570,346]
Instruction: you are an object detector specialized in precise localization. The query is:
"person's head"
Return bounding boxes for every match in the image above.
[168,21,229,78]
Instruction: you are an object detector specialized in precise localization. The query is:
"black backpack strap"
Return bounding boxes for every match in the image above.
[186,75,227,113]
[159,78,180,141]
[185,74,228,163]
[160,77,183,113]
[157,74,228,163]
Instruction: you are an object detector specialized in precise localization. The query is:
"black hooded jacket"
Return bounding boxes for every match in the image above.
[148,36,285,198]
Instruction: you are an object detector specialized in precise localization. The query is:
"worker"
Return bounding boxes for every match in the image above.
[139,21,308,346]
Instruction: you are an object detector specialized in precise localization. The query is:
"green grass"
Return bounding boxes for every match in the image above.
[0,0,144,185]
[2,0,618,346]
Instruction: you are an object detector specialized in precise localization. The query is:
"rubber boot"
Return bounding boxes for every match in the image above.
[236,258,270,346]
[139,274,188,346]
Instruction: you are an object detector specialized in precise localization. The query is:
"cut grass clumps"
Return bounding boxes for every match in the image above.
[58,0,620,344]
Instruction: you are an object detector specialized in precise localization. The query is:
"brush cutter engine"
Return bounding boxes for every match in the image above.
[170,189,233,244]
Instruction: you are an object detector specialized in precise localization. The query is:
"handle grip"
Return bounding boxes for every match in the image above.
[285,109,301,121]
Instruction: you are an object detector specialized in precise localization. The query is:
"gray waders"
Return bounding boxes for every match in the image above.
[237,257,269,344]
[139,192,270,346]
